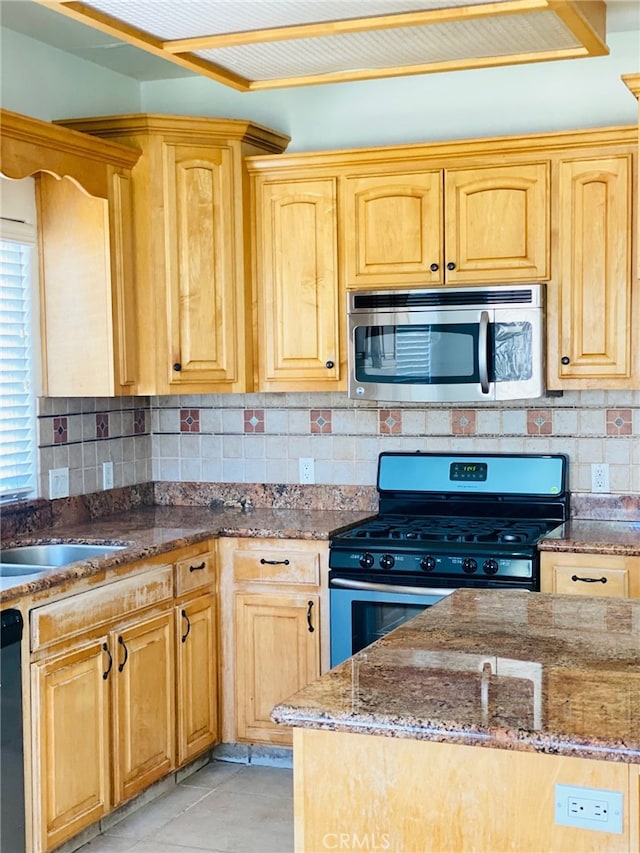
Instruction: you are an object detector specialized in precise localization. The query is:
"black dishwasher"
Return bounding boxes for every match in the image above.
[1,608,25,853]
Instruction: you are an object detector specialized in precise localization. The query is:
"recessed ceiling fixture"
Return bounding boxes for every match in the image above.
[32,0,609,90]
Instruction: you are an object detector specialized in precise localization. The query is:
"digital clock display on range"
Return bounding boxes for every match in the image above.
[450,461,488,482]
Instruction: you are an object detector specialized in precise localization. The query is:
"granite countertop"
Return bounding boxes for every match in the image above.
[272,588,640,765]
[539,518,640,556]
[0,505,372,604]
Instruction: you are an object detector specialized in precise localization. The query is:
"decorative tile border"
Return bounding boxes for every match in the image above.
[527,409,553,435]
[95,413,109,439]
[53,416,68,444]
[310,409,332,434]
[379,409,402,435]
[452,410,476,435]
[606,408,632,436]
[244,409,265,433]
[134,408,147,435]
[180,408,200,433]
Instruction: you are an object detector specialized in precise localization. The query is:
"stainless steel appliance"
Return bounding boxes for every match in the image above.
[329,451,569,666]
[348,284,544,403]
[1,608,25,853]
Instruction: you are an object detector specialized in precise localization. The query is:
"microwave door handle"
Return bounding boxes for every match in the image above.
[479,310,490,394]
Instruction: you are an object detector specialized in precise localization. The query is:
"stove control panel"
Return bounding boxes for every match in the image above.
[333,550,533,579]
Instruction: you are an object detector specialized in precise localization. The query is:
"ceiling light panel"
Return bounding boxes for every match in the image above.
[84,0,512,40]
[191,12,581,81]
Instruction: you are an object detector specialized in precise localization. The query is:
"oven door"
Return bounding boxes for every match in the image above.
[329,576,453,668]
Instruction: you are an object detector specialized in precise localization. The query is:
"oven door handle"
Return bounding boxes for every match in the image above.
[330,578,456,596]
[479,310,490,395]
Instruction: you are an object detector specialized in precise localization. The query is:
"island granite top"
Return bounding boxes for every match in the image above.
[272,588,640,764]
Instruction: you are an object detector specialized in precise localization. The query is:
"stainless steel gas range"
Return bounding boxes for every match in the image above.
[329,451,569,666]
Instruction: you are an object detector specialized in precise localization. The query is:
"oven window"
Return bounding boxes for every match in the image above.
[352,600,428,655]
[354,324,478,384]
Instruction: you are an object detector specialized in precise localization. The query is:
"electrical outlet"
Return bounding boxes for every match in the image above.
[555,784,623,833]
[102,461,114,490]
[299,457,315,485]
[49,467,69,499]
[591,463,610,493]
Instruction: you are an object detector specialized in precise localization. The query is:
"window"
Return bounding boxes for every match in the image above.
[1,177,38,502]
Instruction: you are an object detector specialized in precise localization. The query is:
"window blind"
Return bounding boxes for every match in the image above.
[0,238,36,501]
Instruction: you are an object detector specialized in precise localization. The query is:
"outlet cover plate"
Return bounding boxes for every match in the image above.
[102,461,114,490]
[555,783,623,833]
[49,467,69,499]
[299,457,315,485]
[591,463,610,493]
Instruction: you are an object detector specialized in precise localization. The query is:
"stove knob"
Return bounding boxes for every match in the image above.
[462,558,478,574]
[379,554,395,570]
[360,552,375,569]
[420,555,436,572]
[483,559,499,575]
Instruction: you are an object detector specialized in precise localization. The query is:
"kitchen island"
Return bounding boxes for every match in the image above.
[273,589,640,852]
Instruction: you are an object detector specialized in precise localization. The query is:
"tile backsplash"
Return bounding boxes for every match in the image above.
[36,390,640,499]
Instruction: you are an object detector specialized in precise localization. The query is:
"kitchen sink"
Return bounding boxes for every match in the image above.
[0,564,48,577]
[0,543,126,568]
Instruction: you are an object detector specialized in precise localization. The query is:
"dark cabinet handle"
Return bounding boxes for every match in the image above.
[181,609,191,643]
[561,357,570,365]
[189,561,206,572]
[102,642,113,680]
[260,558,290,565]
[571,574,607,584]
[173,362,182,372]
[118,635,129,672]
[446,262,456,271]
[325,360,334,369]
[306,600,315,633]
[429,263,439,272]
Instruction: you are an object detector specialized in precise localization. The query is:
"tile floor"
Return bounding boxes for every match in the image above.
[78,762,294,853]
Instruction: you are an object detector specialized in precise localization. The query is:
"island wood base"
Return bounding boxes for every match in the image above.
[293,729,640,852]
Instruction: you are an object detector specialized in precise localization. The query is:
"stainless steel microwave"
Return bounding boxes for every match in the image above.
[348,284,544,403]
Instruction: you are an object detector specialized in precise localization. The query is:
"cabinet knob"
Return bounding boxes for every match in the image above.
[561,356,570,365]
[173,362,182,372]
[429,263,439,272]
[446,262,456,271]
[325,360,335,369]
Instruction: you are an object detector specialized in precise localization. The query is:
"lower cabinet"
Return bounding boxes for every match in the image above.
[29,544,218,852]
[235,592,320,745]
[540,551,640,599]
[175,593,218,765]
[218,537,328,746]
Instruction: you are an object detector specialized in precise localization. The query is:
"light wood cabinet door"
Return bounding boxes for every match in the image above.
[176,594,218,765]
[235,592,321,745]
[540,551,640,599]
[36,170,138,397]
[255,177,341,389]
[444,162,549,283]
[344,171,443,287]
[31,639,111,851]
[111,611,175,806]
[163,144,240,392]
[553,155,632,384]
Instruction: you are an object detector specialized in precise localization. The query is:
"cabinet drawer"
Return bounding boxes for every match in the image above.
[552,564,629,597]
[175,550,216,597]
[31,565,173,651]
[233,548,320,586]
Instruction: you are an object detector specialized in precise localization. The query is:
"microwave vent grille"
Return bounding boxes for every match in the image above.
[352,289,534,310]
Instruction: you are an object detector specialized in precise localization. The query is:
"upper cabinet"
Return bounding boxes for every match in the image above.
[0,109,141,397]
[551,155,633,385]
[344,163,549,288]
[252,176,341,390]
[58,115,289,395]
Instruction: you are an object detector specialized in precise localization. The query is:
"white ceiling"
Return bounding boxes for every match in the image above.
[1,0,638,84]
